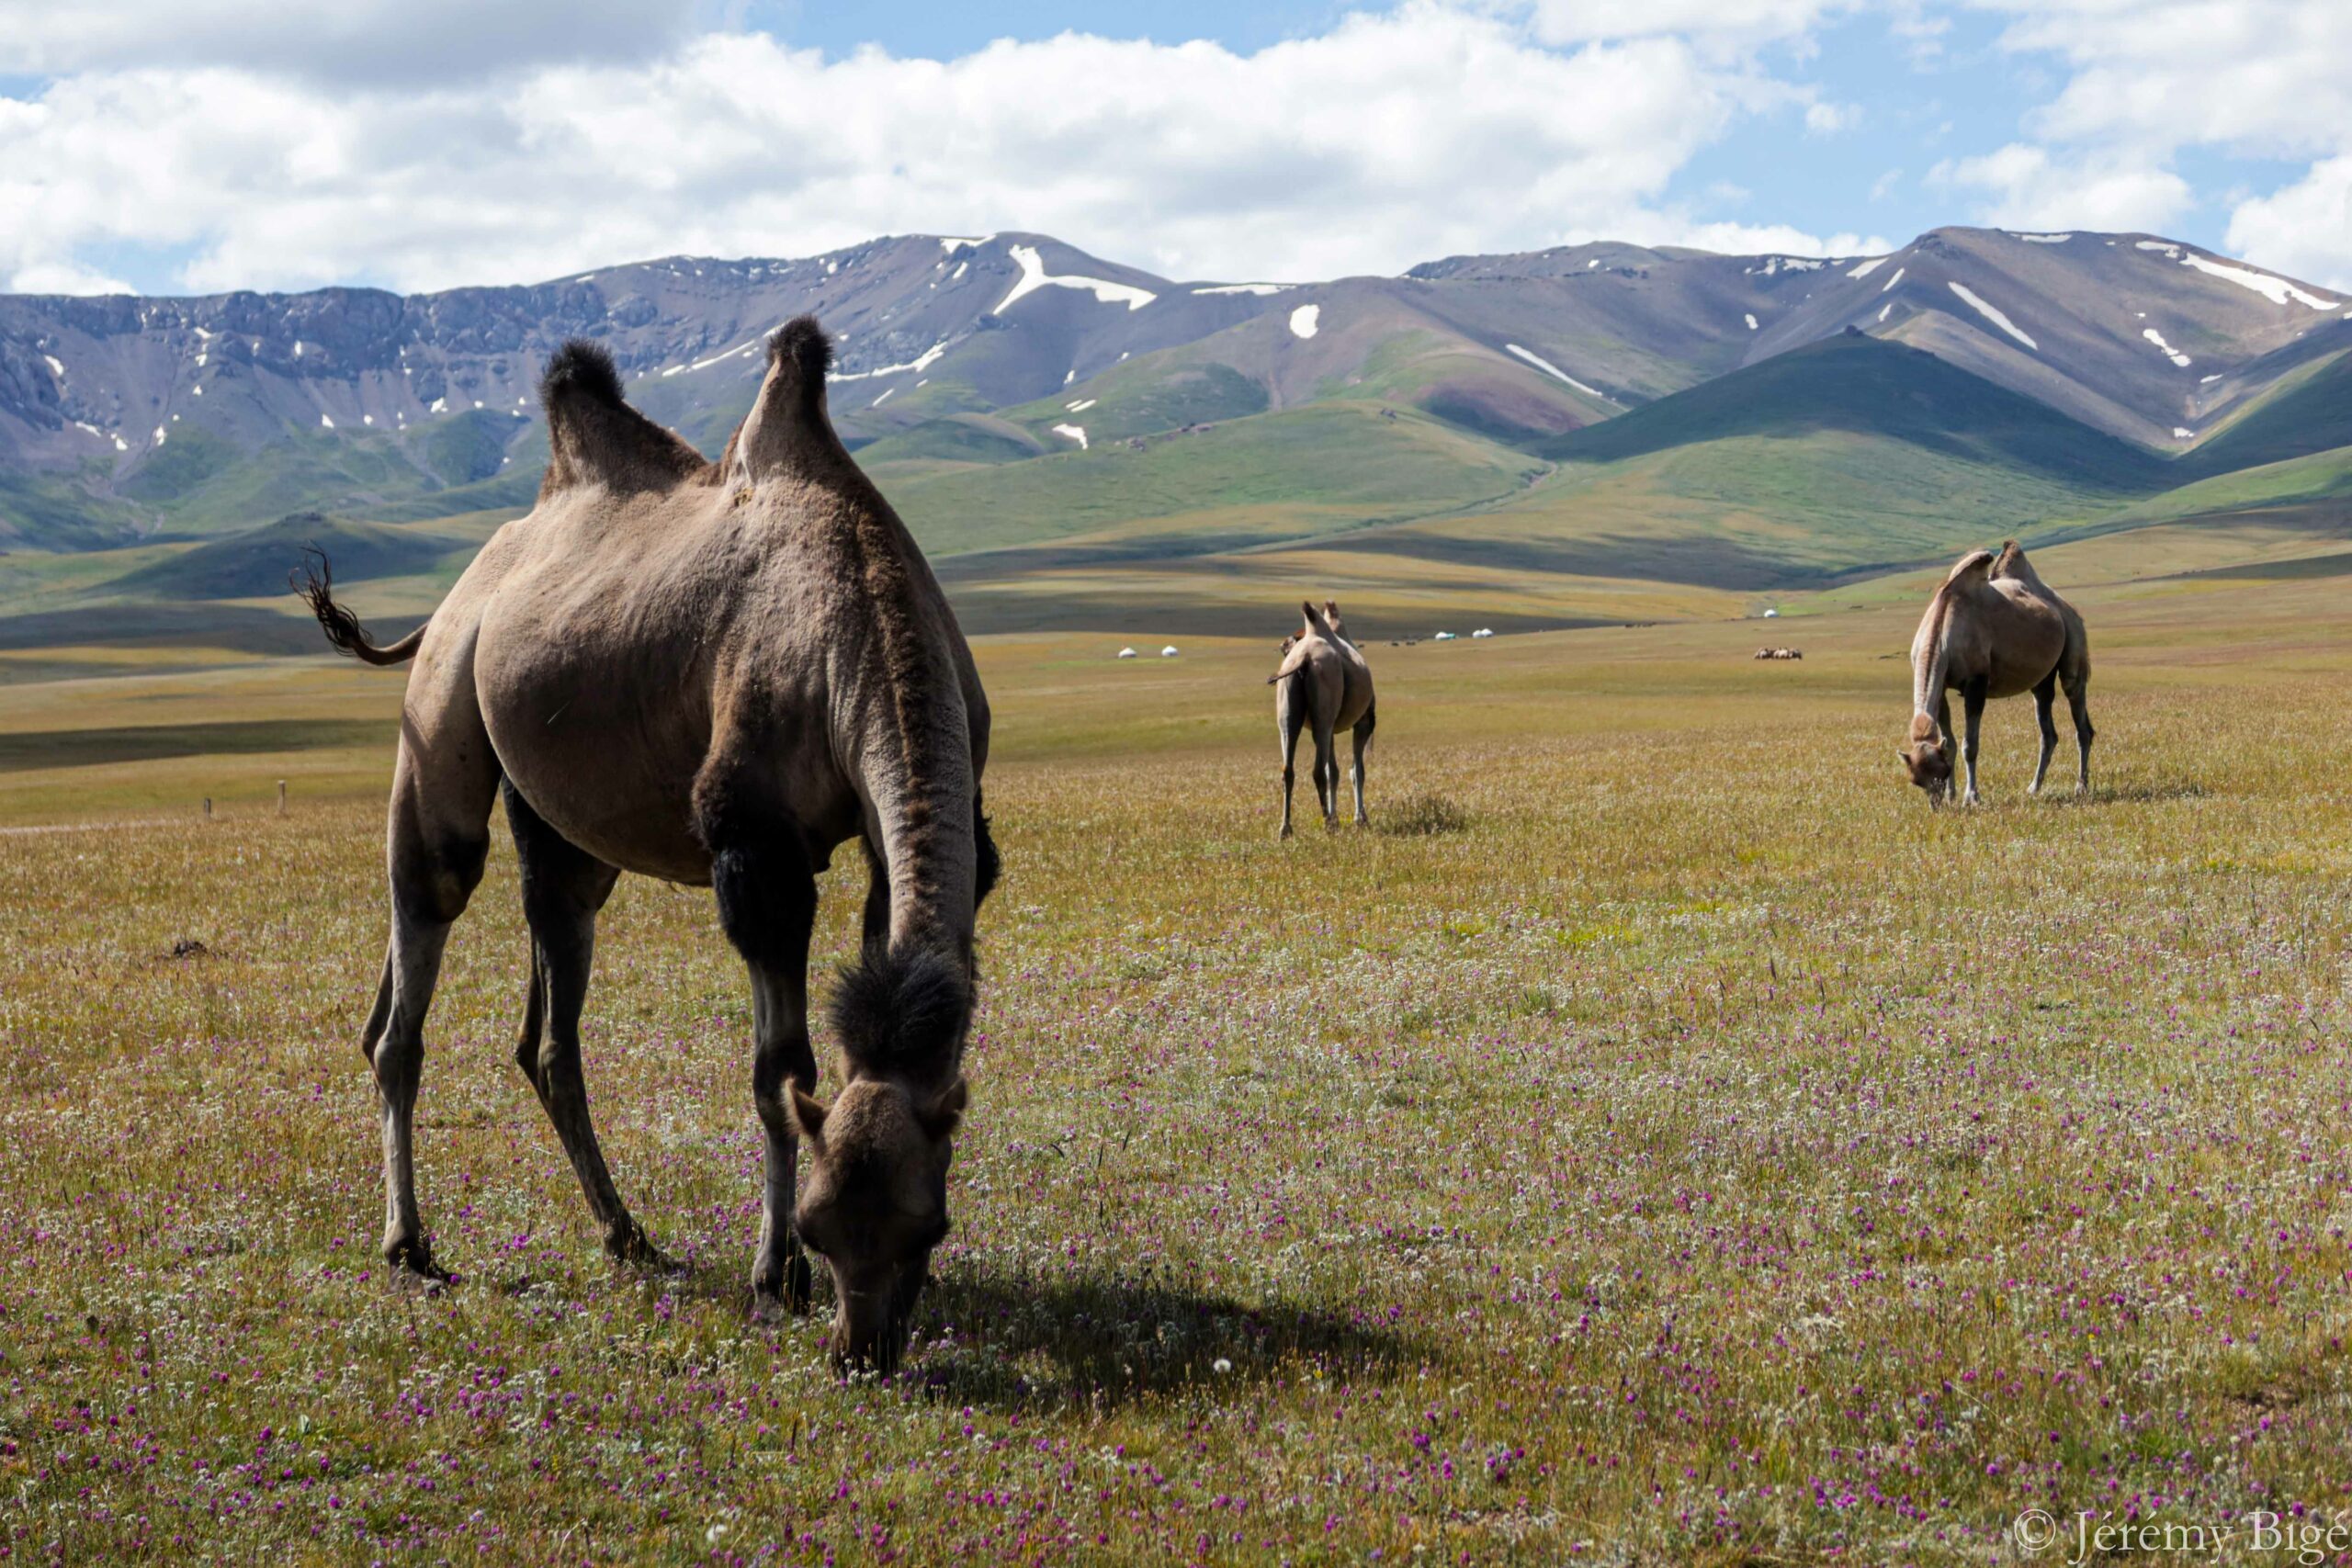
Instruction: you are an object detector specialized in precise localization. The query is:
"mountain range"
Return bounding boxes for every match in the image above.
[2,225,2347,642]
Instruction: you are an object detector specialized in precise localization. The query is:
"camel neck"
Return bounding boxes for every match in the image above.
[1913,595,1955,718]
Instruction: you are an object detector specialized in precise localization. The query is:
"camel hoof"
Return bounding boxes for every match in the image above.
[608,1225,684,1278]
[383,1235,453,1288]
[751,1256,813,1320]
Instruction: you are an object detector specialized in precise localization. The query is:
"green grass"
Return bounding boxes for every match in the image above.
[2179,345,2352,477]
[1307,335,2182,589]
[0,563,2347,1562]
[886,401,1544,559]
[1001,360,1272,446]
[854,413,1046,469]
[2075,442,2352,534]
[107,512,478,602]
[0,461,148,551]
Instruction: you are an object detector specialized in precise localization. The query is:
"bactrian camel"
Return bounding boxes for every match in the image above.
[1268,600,1375,836]
[1900,540,2092,807]
[298,319,997,1373]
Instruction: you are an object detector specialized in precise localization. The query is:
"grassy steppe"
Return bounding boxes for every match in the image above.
[1,554,2348,1562]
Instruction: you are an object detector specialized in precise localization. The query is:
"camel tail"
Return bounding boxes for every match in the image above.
[830,945,971,1080]
[291,547,424,665]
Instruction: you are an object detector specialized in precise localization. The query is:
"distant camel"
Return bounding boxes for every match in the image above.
[297,319,997,1374]
[1900,540,2092,807]
[1754,647,1804,660]
[1268,600,1374,836]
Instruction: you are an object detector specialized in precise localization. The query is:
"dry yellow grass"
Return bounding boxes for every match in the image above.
[1,558,2348,1562]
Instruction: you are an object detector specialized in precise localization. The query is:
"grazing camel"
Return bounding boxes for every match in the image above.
[297,319,998,1373]
[1267,600,1374,836]
[1900,540,2092,807]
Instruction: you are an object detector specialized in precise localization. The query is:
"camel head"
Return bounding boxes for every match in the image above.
[789,1074,965,1375]
[1898,717,1953,805]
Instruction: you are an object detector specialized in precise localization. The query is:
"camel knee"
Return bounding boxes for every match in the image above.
[705,817,819,970]
[391,831,486,928]
[369,1032,424,1111]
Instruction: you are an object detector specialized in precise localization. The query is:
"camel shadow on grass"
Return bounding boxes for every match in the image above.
[901,1258,1428,1410]
[484,1250,1420,1410]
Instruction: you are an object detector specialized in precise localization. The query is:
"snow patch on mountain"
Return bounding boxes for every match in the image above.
[2177,253,2338,310]
[1289,304,1320,339]
[1193,283,1290,296]
[831,338,953,382]
[996,244,1157,314]
[1050,423,1088,448]
[1504,343,1600,398]
[1848,256,1893,280]
[1948,282,2037,350]
[2141,327,2191,367]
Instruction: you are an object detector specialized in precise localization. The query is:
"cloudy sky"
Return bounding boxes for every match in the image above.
[2,0,2346,297]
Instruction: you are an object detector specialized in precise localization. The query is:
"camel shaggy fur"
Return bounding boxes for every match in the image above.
[298,319,997,1373]
[1268,600,1375,836]
[1901,540,2092,807]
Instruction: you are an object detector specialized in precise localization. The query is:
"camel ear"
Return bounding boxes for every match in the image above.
[916,1077,967,1142]
[789,1085,830,1148]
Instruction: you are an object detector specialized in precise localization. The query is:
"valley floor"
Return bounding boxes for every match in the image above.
[0,556,2348,1562]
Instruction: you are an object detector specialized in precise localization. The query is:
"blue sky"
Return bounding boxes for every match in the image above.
[3,1,2348,295]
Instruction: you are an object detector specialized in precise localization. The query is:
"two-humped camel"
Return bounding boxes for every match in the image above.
[1268,600,1374,836]
[1900,540,2092,807]
[298,320,996,1373]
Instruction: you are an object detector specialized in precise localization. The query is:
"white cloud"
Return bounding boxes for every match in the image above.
[1964,0,2352,283]
[0,5,1849,295]
[1629,220,1892,257]
[0,0,695,83]
[2227,155,2352,291]
[1929,142,2191,234]
[1804,99,1858,134]
[1524,0,1854,50]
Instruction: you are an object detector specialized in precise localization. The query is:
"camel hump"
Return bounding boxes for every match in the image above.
[729,315,851,482]
[1300,599,1335,638]
[1943,547,1997,589]
[1992,538,2040,581]
[767,315,833,423]
[541,339,625,410]
[537,338,707,495]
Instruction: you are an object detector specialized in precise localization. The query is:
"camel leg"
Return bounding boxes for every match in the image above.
[1312,716,1339,827]
[1277,686,1306,840]
[504,783,666,1269]
[368,728,495,1281]
[1933,692,1957,808]
[2064,666,2095,796]
[1959,677,1987,807]
[2029,672,2060,796]
[1350,703,1374,826]
[704,799,821,1319]
[860,837,891,954]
